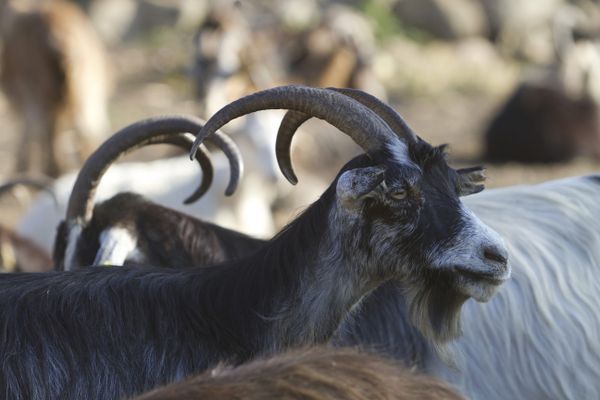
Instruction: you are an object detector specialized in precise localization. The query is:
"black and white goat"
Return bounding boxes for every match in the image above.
[0,86,508,399]
[337,174,600,400]
[61,88,600,399]
[53,115,249,270]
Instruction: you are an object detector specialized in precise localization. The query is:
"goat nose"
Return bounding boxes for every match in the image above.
[483,245,508,265]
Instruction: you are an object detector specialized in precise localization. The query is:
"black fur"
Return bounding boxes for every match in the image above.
[54,193,264,269]
[2,186,333,399]
[4,148,480,399]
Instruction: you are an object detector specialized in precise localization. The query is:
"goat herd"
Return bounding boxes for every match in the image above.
[0,84,598,400]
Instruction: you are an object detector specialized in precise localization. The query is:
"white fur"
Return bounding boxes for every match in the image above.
[430,175,600,399]
[93,227,139,266]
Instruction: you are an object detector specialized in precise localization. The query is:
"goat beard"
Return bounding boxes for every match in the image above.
[402,270,468,348]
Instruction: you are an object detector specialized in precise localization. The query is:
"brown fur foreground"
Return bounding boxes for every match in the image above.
[133,347,464,400]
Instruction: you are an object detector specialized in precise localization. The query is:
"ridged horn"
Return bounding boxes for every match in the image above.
[66,116,243,225]
[276,88,419,184]
[190,86,408,180]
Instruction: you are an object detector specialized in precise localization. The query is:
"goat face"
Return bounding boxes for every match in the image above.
[190,85,510,341]
[333,145,508,340]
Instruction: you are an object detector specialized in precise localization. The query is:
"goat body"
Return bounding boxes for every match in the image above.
[8,86,508,399]
[77,173,600,399]
[19,154,276,254]
[0,148,505,399]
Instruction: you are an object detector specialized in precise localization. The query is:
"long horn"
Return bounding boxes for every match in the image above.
[190,86,409,175]
[276,88,419,184]
[145,133,213,205]
[66,116,242,225]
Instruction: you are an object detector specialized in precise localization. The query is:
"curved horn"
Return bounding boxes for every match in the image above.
[190,86,408,175]
[145,133,213,205]
[276,88,419,184]
[67,116,243,225]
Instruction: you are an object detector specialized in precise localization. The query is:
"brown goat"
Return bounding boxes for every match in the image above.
[133,347,465,400]
[0,0,111,176]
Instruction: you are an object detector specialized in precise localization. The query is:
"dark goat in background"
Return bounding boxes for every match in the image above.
[0,86,507,399]
[484,8,600,163]
[484,83,600,162]
[133,347,466,400]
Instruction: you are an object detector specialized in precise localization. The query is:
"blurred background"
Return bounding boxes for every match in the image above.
[0,0,599,250]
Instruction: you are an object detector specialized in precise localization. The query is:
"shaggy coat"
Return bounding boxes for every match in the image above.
[133,347,465,400]
[0,147,506,399]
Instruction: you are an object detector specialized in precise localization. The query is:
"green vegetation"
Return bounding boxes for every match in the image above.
[359,0,431,43]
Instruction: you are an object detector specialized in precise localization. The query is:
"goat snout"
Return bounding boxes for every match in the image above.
[483,244,508,266]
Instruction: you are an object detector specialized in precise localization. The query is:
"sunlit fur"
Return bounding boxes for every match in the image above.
[338,174,600,400]
[133,347,466,400]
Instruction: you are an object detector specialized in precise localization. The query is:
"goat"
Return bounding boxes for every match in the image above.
[51,115,256,270]
[62,88,600,398]
[0,178,53,272]
[0,0,111,176]
[484,82,600,162]
[336,174,600,399]
[57,88,484,281]
[17,131,277,253]
[133,347,466,400]
[0,86,508,399]
[484,4,600,163]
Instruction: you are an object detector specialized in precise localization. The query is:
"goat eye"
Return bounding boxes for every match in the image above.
[390,190,407,200]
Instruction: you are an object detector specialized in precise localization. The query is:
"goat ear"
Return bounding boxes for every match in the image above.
[337,166,385,211]
[457,166,486,196]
